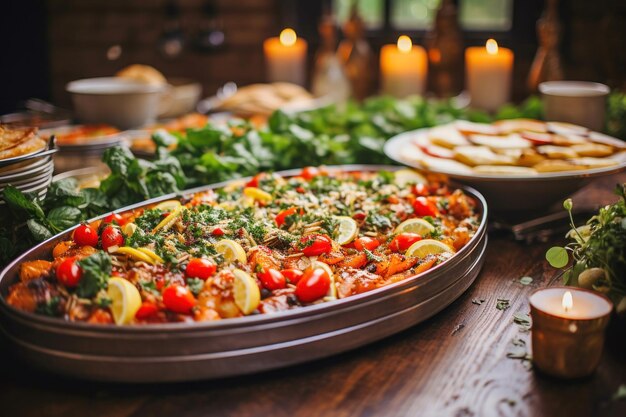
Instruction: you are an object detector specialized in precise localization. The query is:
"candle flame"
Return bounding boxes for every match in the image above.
[486,39,498,55]
[397,35,413,53]
[280,28,297,47]
[562,291,573,312]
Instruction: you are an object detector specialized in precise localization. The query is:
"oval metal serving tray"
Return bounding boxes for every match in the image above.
[0,165,488,382]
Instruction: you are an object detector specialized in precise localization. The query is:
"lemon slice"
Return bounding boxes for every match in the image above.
[333,216,358,245]
[137,247,164,264]
[214,239,247,264]
[217,201,237,211]
[243,187,273,203]
[107,277,142,325]
[405,239,454,259]
[394,218,435,236]
[152,205,183,234]
[232,269,261,315]
[312,260,337,299]
[152,200,182,212]
[223,179,247,193]
[394,169,427,187]
[122,222,137,237]
[114,247,156,264]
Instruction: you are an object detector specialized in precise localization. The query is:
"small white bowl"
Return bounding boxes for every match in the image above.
[66,77,165,129]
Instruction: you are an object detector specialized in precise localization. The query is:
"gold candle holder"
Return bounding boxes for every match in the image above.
[529,287,612,379]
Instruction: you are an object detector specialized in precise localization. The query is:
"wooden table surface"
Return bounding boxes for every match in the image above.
[2,174,625,417]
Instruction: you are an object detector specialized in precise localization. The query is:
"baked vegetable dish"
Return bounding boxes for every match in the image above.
[6,168,480,325]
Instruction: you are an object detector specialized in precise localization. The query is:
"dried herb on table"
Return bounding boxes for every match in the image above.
[513,312,531,332]
[506,337,533,370]
[519,276,533,286]
[496,299,511,311]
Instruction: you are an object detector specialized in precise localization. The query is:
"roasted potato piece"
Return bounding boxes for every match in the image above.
[19,260,52,282]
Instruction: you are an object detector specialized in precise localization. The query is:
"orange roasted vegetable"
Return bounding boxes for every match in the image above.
[19,260,52,282]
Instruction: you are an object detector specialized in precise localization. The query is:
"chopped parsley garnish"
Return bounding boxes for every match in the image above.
[367,212,392,230]
[135,209,165,231]
[36,297,61,317]
[364,249,382,263]
[186,278,205,295]
[139,281,159,295]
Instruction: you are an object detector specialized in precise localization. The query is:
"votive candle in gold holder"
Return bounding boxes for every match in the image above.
[529,287,612,379]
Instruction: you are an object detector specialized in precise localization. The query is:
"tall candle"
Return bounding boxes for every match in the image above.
[529,287,612,379]
[465,39,513,112]
[380,36,428,97]
[263,28,308,86]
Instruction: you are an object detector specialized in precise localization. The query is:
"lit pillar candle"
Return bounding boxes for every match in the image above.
[263,28,308,86]
[465,39,513,112]
[380,36,428,97]
[529,287,612,379]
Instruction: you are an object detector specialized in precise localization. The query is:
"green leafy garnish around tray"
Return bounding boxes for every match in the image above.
[0,148,181,266]
[547,185,626,310]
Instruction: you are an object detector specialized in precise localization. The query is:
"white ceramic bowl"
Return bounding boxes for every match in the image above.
[384,128,626,215]
[159,78,202,118]
[66,77,165,129]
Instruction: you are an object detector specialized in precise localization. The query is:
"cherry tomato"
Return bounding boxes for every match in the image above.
[352,212,367,221]
[135,302,159,319]
[155,276,165,290]
[412,196,437,217]
[101,225,124,250]
[389,233,422,252]
[102,213,126,226]
[257,268,286,290]
[275,207,302,227]
[354,237,380,251]
[300,166,321,180]
[212,227,225,236]
[281,269,304,285]
[162,285,196,314]
[185,258,217,280]
[73,224,99,247]
[245,173,265,188]
[300,234,333,257]
[295,268,330,303]
[56,257,82,287]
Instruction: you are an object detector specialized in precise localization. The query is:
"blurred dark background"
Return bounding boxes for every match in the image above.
[1,0,625,114]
